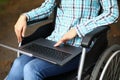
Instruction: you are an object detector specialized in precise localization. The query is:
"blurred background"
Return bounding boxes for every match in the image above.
[0,0,120,79]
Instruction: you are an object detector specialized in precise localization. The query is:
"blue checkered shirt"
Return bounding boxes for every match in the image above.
[25,0,119,47]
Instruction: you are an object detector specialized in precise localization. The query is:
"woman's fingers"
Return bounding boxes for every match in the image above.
[54,37,67,47]
[14,14,27,43]
[54,28,77,47]
[14,25,22,43]
[54,39,63,47]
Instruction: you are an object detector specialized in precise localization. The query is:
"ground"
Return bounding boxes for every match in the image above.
[0,0,120,80]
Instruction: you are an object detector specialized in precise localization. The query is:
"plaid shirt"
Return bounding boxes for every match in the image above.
[25,0,119,47]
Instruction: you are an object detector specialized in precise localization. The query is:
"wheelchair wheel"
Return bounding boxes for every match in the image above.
[90,44,120,80]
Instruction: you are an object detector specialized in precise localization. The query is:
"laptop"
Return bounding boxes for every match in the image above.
[0,38,81,66]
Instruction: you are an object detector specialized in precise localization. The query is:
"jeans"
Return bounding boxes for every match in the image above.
[6,55,80,80]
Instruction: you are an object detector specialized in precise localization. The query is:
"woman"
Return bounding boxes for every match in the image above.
[6,0,119,80]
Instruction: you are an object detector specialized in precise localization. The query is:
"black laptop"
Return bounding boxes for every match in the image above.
[19,38,81,66]
[0,38,81,66]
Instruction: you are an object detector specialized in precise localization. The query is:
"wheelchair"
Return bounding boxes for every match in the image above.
[12,14,118,80]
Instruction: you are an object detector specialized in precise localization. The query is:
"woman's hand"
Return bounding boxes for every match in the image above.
[54,28,77,47]
[14,14,27,43]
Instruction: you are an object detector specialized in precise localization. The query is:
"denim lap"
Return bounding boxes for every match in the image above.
[6,55,35,80]
[7,55,80,80]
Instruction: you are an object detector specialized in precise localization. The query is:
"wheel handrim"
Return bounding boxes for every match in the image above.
[101,52,120,80]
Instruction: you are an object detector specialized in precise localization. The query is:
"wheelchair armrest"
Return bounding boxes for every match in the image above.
[27,17,54,27]
[27,17,48,25]
[81,25,110,48]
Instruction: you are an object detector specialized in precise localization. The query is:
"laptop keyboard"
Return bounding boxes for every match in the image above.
[24,43,71,61]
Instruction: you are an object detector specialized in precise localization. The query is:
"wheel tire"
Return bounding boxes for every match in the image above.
[90,44,120,80]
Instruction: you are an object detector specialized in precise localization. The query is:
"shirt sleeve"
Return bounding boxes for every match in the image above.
[24,0,55,21]
[75,0,119,37]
